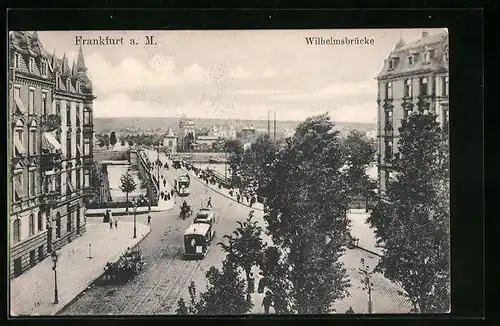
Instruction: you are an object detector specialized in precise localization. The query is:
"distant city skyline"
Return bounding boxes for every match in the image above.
[38,28,445,123]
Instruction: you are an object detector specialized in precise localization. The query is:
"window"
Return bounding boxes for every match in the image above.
[76,168,81,189]
[444,50,449,62]
[42,92,48,116]
[385,140,393,160]
[76,81,80,93]
[67,209,72,233]
[56,102,61,116]
[84,137,91,155]
[423,51,430,64]
[408,55,414,66]
[420,77,428,96]
[66,103,71,126]
[43,175,52,193]
[30,129,37,155]
[404,79,413,98]
[443,76,449,96]
[66,78,70,90]
[67,170,73,195]
[14,171,24,202]
[56,131,61,143]
[14,128,25,157]
[14,87,21,100]
[76,106,80,126]
[56,76,60,89]
[29,213,35,236]
[29,170,36,197]
[66,137,72,158]
[14,54,21,68]
[29,57,35,72]
[386,82,393,99]
[29,89,35,115]
[388,58,395,70]
[38,212,43,231]
[84,169,90,187]
[55,173,61,194]
[55,213,61,238]
[13,219,21,243]
[83,110,91,125]
[41,61,47,76]
[76,134,81,158]
[385,110,393,130]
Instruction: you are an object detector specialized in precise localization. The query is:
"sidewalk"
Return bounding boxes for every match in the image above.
[347,209,383,257]
[9,221,151,316]
[85,204,172,217]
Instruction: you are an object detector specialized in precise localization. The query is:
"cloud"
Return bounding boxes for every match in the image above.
[269,80,376,101]
[84,53,210,93]
[263,67,277,78]
[228,66,253,79]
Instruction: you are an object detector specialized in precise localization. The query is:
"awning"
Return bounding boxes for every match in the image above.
[67,180,75,194]
[42,132,62,153]
[14,136,25,156]
[14,94,27,114]
[14,176,25,201]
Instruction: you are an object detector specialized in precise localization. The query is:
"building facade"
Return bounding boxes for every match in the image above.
[376,30,449,195]
[162,127,177,154]
[9,31,95,278]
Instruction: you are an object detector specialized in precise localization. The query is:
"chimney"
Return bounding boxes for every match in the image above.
[422,31,429,38]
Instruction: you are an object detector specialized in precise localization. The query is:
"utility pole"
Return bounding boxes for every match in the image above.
[273,111,277,141]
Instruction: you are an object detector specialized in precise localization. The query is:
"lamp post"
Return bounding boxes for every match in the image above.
[359,258,374,314]
[51,251,59,304]
[133,199,137,239]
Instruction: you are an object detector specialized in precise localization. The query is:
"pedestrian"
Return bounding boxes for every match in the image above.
[237,193,241,203]
[262,291,273,314]
[229,188,233,196]
[345,306,355,314]
[248,272,255,293]
[250,196,255,207]
[114,220,118,228]
[147,215,151,225]
[109,218,113,229]
[206,197,212,208]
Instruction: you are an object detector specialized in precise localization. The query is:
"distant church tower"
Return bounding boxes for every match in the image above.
[179,117,196,138]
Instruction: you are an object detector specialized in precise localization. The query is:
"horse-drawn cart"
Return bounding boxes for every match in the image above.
[102,248,144,283]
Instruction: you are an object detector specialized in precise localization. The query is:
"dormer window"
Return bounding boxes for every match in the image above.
[14,54,20,68]
[41,61,47,76]
[29,57,35,72]
[444,50,449,63]
[388,58,395,70]
[56,75,60,89]
[423,51,431,64]
[76,80,80,93]
[408,55,414,66]
[66,78,70,90]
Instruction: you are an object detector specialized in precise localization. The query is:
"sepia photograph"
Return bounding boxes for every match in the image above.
[8,28,450,316]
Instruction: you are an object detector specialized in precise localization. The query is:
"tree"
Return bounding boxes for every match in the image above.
[119,170,137,212]
[121,139,126,147]
[367,98,450,313]
[183,132,195,152]
[341,129,376,196]
[128,140,134,147]
[218,214,265,296]
[224,139,244,186]
[263,113,351,313]
[109,131,117,148]
[176,258,253,315]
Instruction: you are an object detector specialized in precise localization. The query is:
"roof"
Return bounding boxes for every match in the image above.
[184,223,211,236]
[377,30,448,79]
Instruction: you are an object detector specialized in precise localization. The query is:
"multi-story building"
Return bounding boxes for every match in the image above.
[9,31,95,278]
[376,30,449,195]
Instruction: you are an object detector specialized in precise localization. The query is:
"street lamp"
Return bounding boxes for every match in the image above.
[51,251,59,304]
[133,199,137,239]
[359,258,374,314]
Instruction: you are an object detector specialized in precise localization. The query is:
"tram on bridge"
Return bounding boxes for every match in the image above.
[174,174,190,196]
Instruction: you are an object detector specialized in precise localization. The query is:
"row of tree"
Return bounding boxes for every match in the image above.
[178,100,449,314]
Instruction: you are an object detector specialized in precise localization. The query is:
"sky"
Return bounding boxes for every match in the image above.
[38,28,445,123]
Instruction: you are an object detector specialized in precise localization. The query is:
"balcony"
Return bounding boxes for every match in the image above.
[39,191,61,207]
[41,114,62,132]
[40,151,62,171]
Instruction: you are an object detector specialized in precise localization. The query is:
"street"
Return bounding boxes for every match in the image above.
[59,150,257,315]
